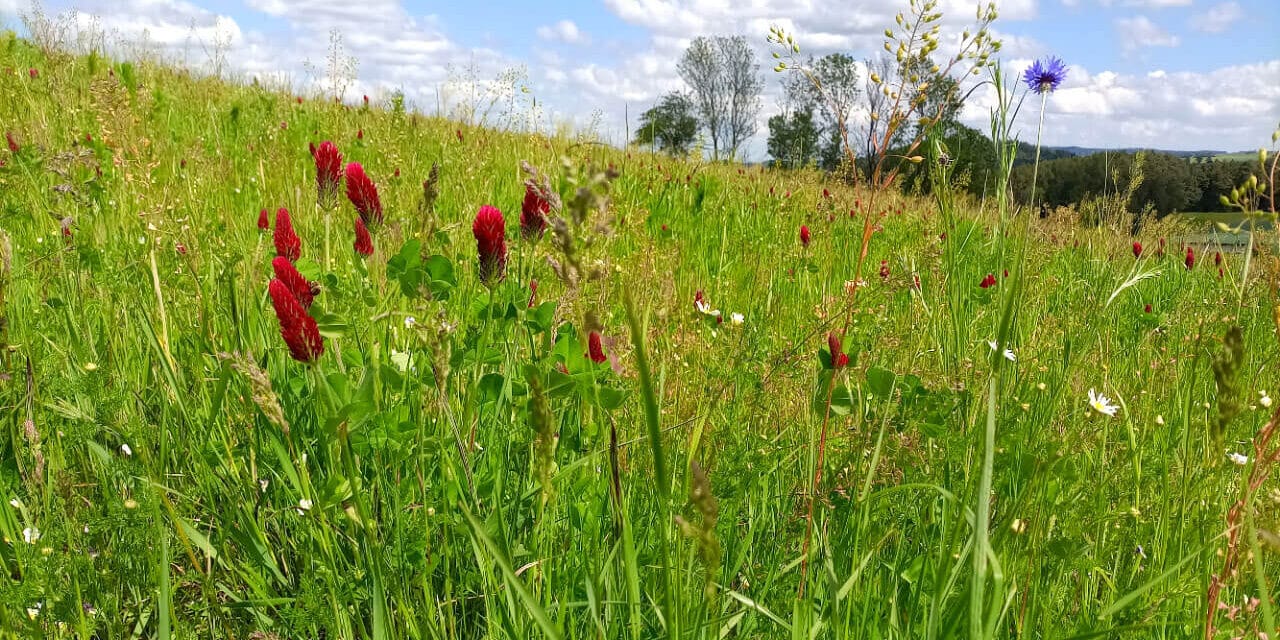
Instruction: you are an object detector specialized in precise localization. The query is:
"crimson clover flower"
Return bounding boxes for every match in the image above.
[268,279,324,363]
[472,205,508,285]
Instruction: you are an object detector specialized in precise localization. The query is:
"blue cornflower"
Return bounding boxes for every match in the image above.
[1023,56,1068,94]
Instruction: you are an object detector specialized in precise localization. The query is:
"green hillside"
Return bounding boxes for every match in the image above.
[1,33,1278,639]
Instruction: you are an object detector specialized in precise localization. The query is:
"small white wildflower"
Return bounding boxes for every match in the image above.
[9,498,20,508]
[36,237,43,244]
[120,444,132,457]
[1155,414,1164,425]
[1228,452,1248,466]
[258,478,269,493]
[730,312,744,325]
[22,527,40,544]
[298,498,313,511]
[1088,388,1118,417]
[137,237,146,245]
[146,223,157,231]
[1261,393,1273,408]
[403,316,417,330]
[26,603,41,619]
[987,340,1015,362]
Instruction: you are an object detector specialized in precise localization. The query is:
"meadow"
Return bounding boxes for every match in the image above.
[1,31,1279,640]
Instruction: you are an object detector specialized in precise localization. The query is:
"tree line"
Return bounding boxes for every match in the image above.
[635,35,1251,216]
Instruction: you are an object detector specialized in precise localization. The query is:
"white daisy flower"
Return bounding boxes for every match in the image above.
[1228,452,1249,466]
[1088,388,1118,417]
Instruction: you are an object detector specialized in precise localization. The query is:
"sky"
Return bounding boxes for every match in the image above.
[1,0,1276,158]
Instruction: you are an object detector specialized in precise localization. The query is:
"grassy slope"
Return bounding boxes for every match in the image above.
[1,35,1278,639]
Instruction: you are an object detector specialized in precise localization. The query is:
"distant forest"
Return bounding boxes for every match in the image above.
[891,123,1258,216]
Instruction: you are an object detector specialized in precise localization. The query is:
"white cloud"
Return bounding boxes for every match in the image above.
[1190,1,1244,33]
[536,19,588,44]
[968,60,1280,152]
[1115,15,1180,52]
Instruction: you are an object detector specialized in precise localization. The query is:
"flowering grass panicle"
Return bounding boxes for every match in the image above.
[312,141,344,206]
[520,183,550,239]
[344,162,383,226]
[273,208,301,262]
[472,205,508,285]
[271,256,318,308]
[354,217,374,257]
[1023,56,1067,94]
[268,279,324,363]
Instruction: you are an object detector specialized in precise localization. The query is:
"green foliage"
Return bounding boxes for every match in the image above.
[632,92,698,156]
[766,108,820,169]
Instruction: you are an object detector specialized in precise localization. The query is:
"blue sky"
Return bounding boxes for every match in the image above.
[2,0,1276,154]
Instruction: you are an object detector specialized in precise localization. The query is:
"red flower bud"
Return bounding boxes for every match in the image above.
[979,273,997,289]
[273,208,301,262]
[472,205,508,285]
[588,331,607,364]
[828,332,849,369]
[268,279,324,363]
[1184,246,1195,270]
[314,141,344,206]
[1132,241,1142,258]
[272,256,318,308]
[353,216,374,257]
[6,131,18,153]
[520,183,550,239]
[1214,251,1222,266]
[879,260,890,281]
[257,208,270,231]
[800,225,811,247]
[1144,303,1152,313]
[344,162,383,225]
[528,279,538,308]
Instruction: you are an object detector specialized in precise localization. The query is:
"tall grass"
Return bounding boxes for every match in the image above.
[0,26,1277,640]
